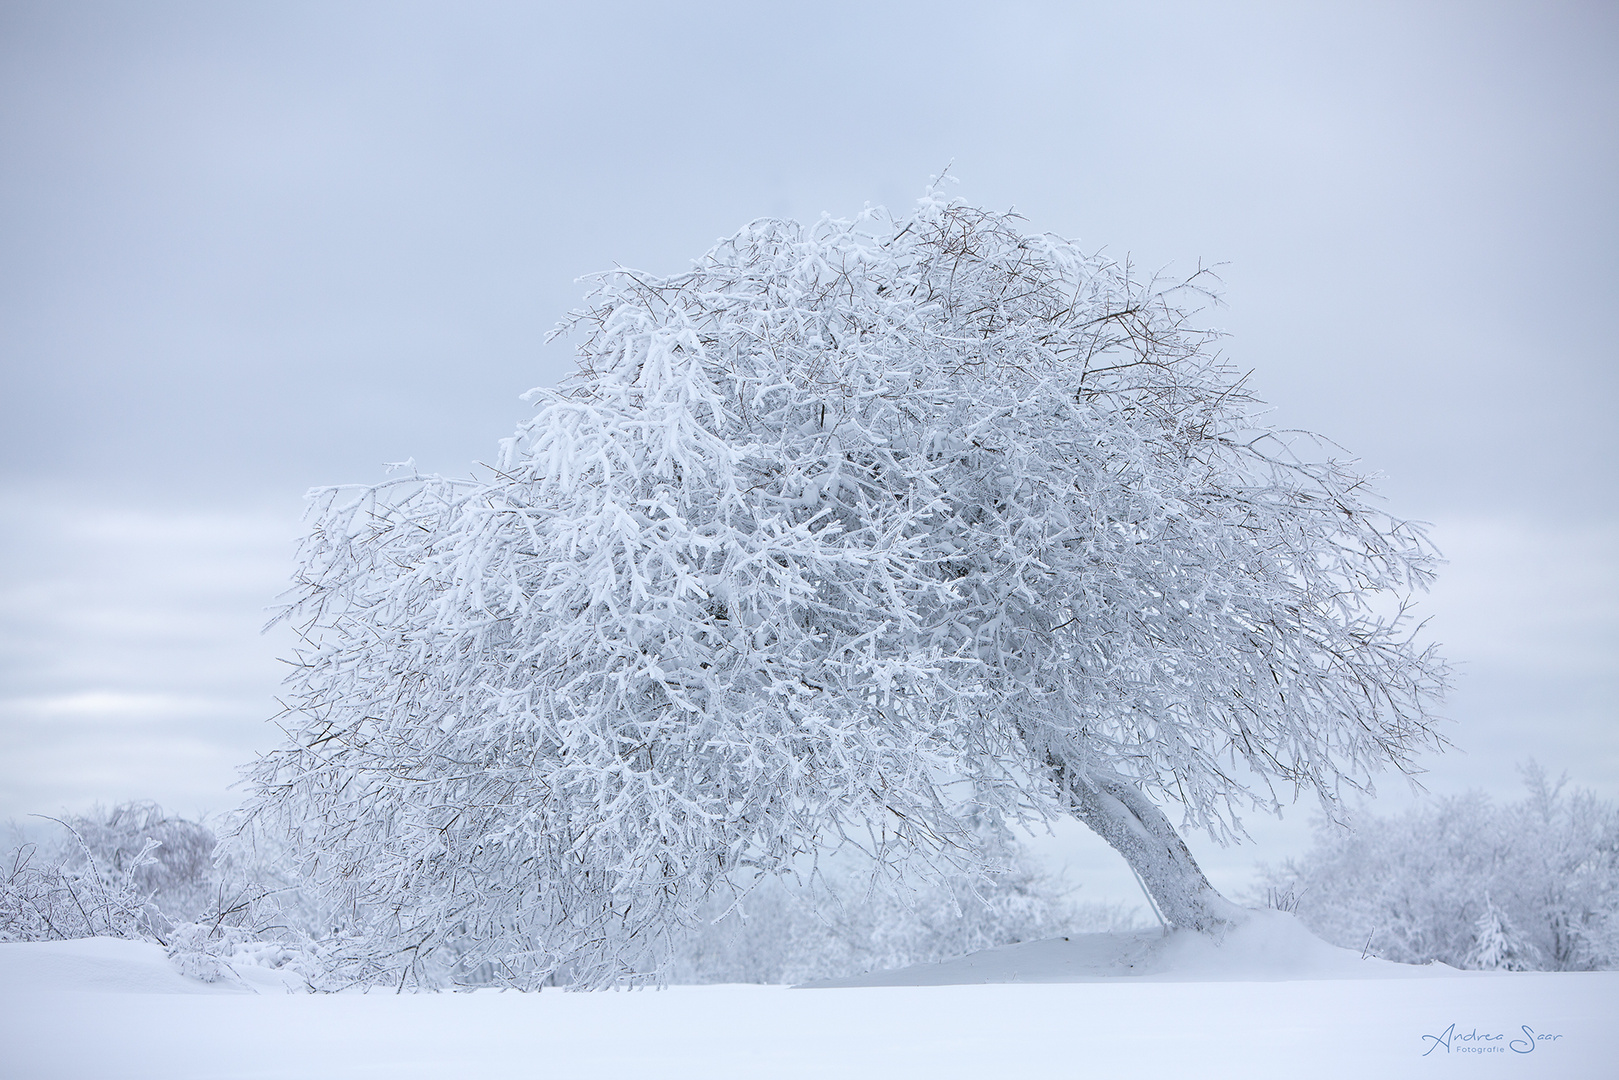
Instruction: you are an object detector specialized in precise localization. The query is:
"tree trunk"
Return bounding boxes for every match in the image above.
[1064,769,1246,933]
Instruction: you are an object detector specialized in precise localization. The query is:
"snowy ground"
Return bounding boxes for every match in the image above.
[3,915,1614,1079]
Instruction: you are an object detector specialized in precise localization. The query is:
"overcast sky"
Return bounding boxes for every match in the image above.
[2,1,1614,904]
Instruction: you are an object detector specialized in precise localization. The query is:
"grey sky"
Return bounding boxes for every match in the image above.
[2,1,1614,901]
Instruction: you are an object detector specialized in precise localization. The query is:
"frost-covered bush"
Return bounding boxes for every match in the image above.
[0,802,347,989]
[1257,765,1619,971]
[4,805,267,938]
[51,801,219,924]
[0,826,152,942]
[0,808,333,992]
[1,805,213,942]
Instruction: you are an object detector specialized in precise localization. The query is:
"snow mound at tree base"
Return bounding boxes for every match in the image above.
[0,938,247,994]
[0,937,313,994]
[800,910,1469,987]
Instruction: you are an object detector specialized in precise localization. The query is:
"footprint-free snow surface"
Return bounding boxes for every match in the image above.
[801,909,1463,986]
[3,914,1614,1079]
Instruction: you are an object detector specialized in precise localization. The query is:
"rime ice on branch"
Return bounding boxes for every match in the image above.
[249,191,1447,987]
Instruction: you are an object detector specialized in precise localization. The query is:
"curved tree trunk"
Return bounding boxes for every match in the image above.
[1065,769,1247,933]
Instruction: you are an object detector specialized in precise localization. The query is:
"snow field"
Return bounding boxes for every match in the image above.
[2,929,1615,1079]
[4,973,1613,1079]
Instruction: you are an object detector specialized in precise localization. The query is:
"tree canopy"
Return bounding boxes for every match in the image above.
[250,191,1447,987]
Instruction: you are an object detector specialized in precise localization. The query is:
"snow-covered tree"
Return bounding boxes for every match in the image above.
[1467,894,1536,971]
[249,190,1447,987]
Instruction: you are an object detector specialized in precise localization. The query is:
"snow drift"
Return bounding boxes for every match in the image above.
[802,910,1462,987]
